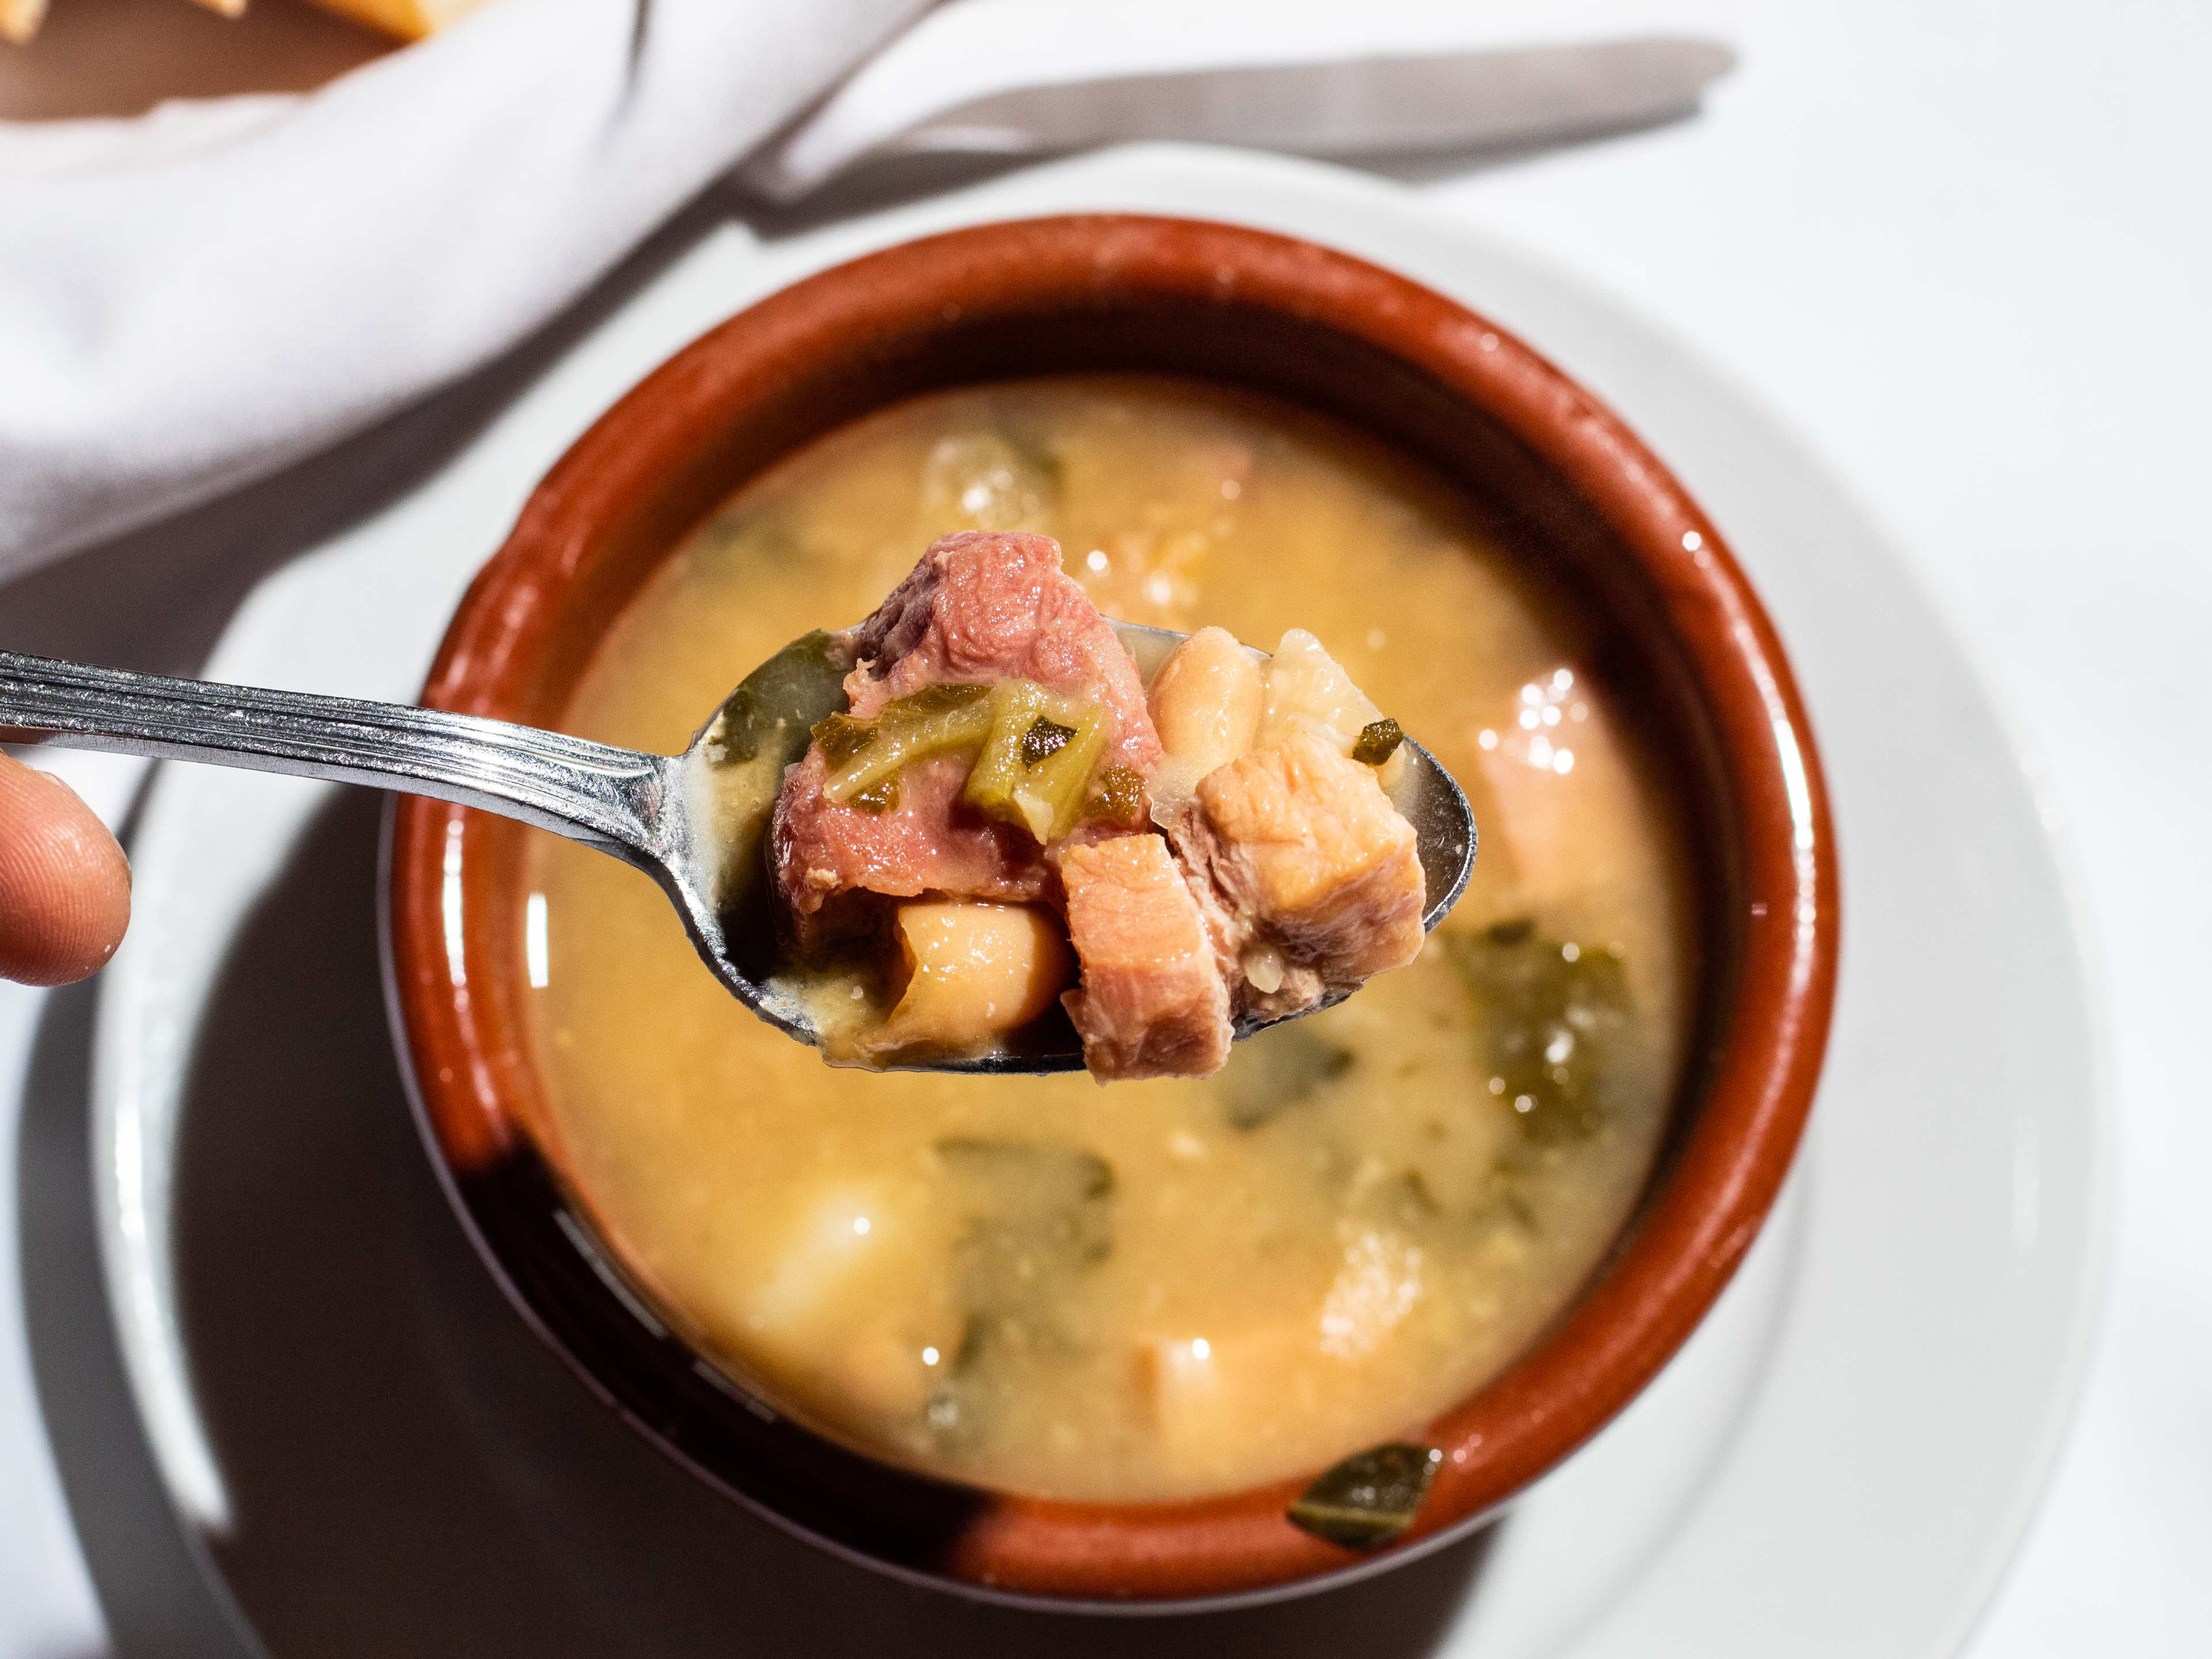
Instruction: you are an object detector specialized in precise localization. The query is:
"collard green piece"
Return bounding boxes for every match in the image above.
[1287,1443,1444,1549]
[1215,1021,1356,1131]
[1352,717,1406,766]
[936,1137,1115,1275]
[811,712,876,768]
[819,691,995,805]
[923,1138,1117,1455]
[850,775,899,815]
[1019,715,1076,767]
[921,429,1062,533]
[704,630,848,767]
[960,680,1108,842]
[1446,918,1630,1146]
[1086,764,1147,827]
[701,629,853,979]
[887,681,991,719]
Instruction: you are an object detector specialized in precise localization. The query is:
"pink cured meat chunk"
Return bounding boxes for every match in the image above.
[1059,834,1234,1081]
[772,532,1161,941]
[843,531,1161,757]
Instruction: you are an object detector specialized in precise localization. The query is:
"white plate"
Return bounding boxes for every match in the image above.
[90,145,2110,1658]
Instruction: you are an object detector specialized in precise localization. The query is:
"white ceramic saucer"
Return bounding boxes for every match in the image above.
[89,145,2109,1658]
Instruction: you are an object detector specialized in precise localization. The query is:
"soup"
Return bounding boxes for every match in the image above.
[522,377,1698,1503]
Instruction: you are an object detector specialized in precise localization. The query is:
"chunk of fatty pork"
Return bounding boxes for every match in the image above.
[1059,834,1234,1081]
[1168,727,1426,1020]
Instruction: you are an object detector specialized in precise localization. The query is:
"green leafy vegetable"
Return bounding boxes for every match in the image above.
[810,712,876,769]
[702,629,855,975]
[1445,918,1630,1145]
[703,629,849,768]
[921,430,1062,532]
[1352,717,1406,766]
[1215,1022,1356,1131]
[1362,1169,1444,1230]
[894,681,993,718]
[923,1138,1118,1454]
[1020,715,1075,767]
[960,679,1111,842]
[817,684,995,806]
[936,1137,1116,1281]
[1287,1443,1442,1549]
[1086,764,1147,827]
[963,680,1051,822]
[850,776,899,815]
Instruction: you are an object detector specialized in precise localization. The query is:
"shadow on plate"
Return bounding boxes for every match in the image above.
[26,789,1495,1657]
[736,110,1703,246]
[18,976,253,1659]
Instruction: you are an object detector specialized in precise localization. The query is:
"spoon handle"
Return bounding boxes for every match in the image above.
[0,651,670,860]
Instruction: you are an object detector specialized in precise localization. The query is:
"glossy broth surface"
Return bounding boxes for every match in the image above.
[524,377,1697,1502]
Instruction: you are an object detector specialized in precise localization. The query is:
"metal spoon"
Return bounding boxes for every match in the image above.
[0,626,1474,1073]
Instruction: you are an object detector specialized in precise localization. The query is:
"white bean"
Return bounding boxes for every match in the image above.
[1147,625,1263,793]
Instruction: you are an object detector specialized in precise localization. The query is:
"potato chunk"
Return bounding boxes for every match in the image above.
[744,1183,963,1424]
[873,901,1071,1053]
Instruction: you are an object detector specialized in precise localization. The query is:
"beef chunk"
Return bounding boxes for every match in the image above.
[1059,835,1234,1081]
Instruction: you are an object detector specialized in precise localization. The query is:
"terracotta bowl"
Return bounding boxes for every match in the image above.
[384,214,1837,1610]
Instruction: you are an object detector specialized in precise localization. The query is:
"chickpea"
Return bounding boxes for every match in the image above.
[877,900,1072,1050]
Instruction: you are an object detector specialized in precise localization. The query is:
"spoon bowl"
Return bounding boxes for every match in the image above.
[684,616,1476,1070]
[0,624,1475,1074]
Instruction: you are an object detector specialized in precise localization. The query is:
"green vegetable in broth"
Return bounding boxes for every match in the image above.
[1358,1168,1445,1232]
[704,629,848,768]
[1019,715,1075,767]
[1217,1023,1356,1131]
[810,712,876,769]
[937,1137,1116,1286]
[961,680,1051,820]
[1287,1442,1444,1549]
[1446,919,1631,1146]
[1086,764,1147,827]
[850,776,899,815]
[921,429,1062,532]
[925,1138,1118,1454]
[960,679,1110,842]
[1352,717,1406,767]
[896,683,995,718]
[1013,705,1107,840]
[816,684,994,806]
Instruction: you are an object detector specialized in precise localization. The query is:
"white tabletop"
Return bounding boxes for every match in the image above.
[2,0,2206,1652]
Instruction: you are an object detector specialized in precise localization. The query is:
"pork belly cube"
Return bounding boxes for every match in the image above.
[1059,835,1233,1082]
[772,531,1161,942]
[1176,727,1426,1017]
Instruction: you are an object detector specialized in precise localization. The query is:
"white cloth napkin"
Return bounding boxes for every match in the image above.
[0,0,1736,580]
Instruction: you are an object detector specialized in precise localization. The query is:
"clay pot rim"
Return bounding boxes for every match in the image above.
[384,212,1838,1609]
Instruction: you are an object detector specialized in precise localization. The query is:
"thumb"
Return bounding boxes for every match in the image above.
[0,753,131,987]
